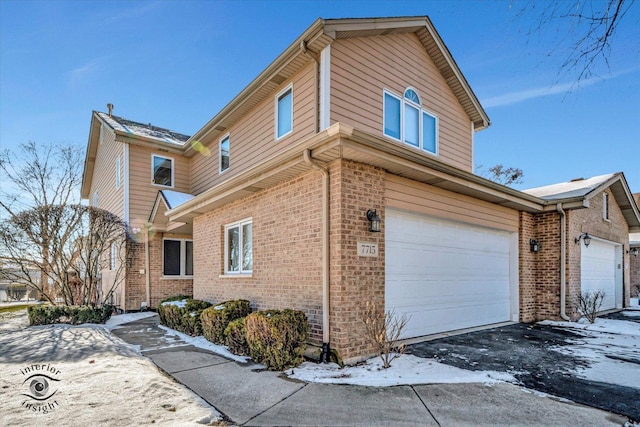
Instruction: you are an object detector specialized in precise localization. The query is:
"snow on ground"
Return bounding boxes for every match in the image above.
[104,311,156,330]
[0,310,221,426]
[158,325,249,363]
[286,354,515,387]
[540,315,640,389]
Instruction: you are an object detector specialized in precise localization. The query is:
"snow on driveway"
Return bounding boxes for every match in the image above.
[540,318,640,389]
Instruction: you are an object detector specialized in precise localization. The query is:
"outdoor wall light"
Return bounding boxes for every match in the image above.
[529,239,540,253]
[627,247,639,257]
[366,209,381,233]
[575,232,591,247]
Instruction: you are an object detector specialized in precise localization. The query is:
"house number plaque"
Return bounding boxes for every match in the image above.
[357,242,378,257]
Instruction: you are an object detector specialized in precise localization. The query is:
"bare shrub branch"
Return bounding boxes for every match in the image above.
[577,290,606,323]
[361,301,409,369]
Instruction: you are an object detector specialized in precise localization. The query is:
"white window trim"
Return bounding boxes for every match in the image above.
[275,84,293,140]
[99,123,105,144]
[603,192,610,221]
[382,88,439,156]
[224,218,253,275]
[151,154,175,188]
[162,238,193,278]
[115,157,121,190]
[219,134,230,174]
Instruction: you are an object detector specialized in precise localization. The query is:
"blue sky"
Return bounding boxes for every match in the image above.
[1,0,638,192]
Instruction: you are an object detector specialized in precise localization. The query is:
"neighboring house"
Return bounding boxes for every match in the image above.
[0,264,40,302]
[630,193,640,298]
[81,16,640,364]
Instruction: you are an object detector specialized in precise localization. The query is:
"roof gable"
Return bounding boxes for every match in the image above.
[186,16,490,154]
[524,173,640,232]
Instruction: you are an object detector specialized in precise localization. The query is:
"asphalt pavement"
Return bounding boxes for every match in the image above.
[111,315,629,426]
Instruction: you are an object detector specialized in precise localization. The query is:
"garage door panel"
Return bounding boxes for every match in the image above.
[386,209,515,339]
[581,239,616,311]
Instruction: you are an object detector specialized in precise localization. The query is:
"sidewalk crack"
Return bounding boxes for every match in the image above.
[411,385,440,427]
[241,382,308,426]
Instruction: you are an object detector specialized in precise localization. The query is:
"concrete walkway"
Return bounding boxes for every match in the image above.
[111,315,627,426]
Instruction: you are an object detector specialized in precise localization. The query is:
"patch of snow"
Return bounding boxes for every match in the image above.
[540,318,640,336]
[158,325,250,363]
[214,304,226,310]
[628,297,639,308]
[161,299,187,308]
[540,318,640,390]
[105,311,157,330]
[0,311,221,426]
[161,190,194,209]
[522,173,616,200]
[622,310,640,317]
[285,354,515,387]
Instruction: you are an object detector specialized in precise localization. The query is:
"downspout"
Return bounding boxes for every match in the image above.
[144,229,151,310]
[557,203,571,321]
[300,40,319,133]
[303,149,330,362]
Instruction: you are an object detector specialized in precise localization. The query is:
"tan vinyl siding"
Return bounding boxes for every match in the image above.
[89,125,124,218]
[128,145,190,226]
[190,62,316,195]
[385,174,519,232]
[331,33,474,171]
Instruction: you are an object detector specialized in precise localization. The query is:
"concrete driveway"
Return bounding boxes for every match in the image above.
[407,320,640,422]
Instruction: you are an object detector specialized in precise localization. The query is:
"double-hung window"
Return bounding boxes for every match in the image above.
[163,238,193,277]
[275,85,293,139]
[152,154,174,187]
[224,218,252,274]
[220,135,230,173]
[383,87,438,154]
[110,242,117,270]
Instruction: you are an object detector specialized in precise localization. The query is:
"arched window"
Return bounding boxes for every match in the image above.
[404,88,420,104]
[383,87,438,154]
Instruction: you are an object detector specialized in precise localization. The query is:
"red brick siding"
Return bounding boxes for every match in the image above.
[631,248,640,297]
[193,170,325,342]
[149,233,193,308]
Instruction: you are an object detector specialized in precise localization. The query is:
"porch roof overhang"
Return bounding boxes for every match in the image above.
[166,123,545,226]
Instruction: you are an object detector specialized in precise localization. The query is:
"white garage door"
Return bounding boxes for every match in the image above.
[580,239,617,311]
[386,209,515,339]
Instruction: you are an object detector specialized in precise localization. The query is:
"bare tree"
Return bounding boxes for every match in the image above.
[361,301,409,369]
[0,142,126,305]
[477,164,524,186]
[510,0,636,83]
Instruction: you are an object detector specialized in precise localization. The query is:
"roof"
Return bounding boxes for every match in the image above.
[160,190,195,209]
[524,172,640,232]
[523,174,617,200]
[98,112,190,145]
[185,16,490,154]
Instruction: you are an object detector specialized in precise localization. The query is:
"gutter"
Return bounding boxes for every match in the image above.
[557,203,571,321]
[303,149,331,363]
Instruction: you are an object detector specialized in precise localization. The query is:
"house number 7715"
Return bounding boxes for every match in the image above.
[357,242,378,257]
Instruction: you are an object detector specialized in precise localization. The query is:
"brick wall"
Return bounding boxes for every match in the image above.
[518,212,538,322]
[193,170,325,342]
[631,248,640,297]
[566,188,630,312]
[148,233,193,308]
[329,159,385,363]
[124,240,146,311]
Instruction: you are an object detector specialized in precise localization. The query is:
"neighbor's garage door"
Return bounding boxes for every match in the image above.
[580,239,616,311]
[386,209,514,339]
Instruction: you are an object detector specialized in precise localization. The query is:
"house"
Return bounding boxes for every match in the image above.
[630,193,640,300]
[81,16,640,364]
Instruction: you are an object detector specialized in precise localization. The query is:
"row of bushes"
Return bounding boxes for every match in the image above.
[158,296,308,370]
[28,304,113,326]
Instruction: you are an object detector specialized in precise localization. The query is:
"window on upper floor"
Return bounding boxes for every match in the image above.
[220,135,230,173]
[603,192,609,221]
[115,158,121,189]
[383,87,438,155]
[152,154,174,187]
[276,85,293,140]
[93,191,98,207]
[163,238,193,277]
[224,218,252,275]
